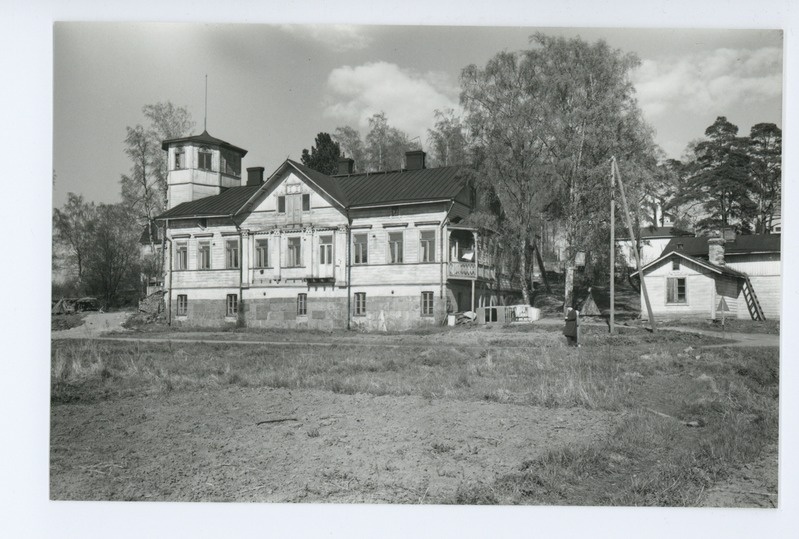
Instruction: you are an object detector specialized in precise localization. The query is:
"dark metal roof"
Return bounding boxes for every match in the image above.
[663,234,781,257]
[156,185,261,220]
[633,250,748,279]
[156,162,470,220]
[287,160,350,207]
[161,130,248,156]
[332,165,468,207]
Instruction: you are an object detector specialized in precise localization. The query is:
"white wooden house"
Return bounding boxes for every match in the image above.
[155,131,522,330]
[633,233,781,320]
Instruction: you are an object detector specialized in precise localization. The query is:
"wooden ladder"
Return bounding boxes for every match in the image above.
[742,276,766,321]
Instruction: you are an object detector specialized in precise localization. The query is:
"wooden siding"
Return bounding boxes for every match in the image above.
[642,256,740,319]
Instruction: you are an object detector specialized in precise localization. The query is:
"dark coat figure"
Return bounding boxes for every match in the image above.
[564,308,580,346]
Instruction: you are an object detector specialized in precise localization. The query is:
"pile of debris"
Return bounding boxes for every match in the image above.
[52,297,100,315]
[447,311,477,326]
[131,289,166,324]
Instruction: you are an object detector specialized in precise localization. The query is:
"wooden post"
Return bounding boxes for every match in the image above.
[612,157,657,332]
[609,161,615,334]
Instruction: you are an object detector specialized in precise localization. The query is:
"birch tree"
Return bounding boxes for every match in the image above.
[461,34,658,309]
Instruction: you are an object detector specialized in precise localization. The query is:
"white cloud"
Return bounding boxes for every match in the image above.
[323,61,460,139]
[280,24,372,53]
[633,46,782,119]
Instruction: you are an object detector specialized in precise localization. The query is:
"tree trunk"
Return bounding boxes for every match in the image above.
[564,258,574,315]
[520,236,530,305]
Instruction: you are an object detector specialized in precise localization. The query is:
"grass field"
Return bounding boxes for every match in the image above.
[50,325,778,505]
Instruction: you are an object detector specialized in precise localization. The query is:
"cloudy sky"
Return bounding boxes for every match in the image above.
[53,24,782,208]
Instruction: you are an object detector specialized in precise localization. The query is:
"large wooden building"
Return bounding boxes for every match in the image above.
[154,130,522,330]
[633,233,781,320]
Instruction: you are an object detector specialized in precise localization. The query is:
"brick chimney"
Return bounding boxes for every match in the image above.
[337,157,354,175]
[405,150,426,170]
[708,236,725,266]
[246,166,265,186]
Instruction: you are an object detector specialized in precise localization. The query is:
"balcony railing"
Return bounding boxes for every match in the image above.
[448,262,496,281]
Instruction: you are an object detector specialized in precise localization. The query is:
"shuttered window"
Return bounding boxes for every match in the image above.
[666,277,686,304]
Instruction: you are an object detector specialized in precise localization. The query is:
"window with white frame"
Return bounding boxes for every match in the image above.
[198,241,211,270]
[319,236,333,265]
[666,277,687,304]
[176,295,188,316]
[353,233,368,264]
[287,237,302,267]
[175,243,188,270]
[225,239,239,269]
[174,149,184,170]
[255,239,269,268]
[226,294,238,316]
[198,148,213,171]
[420,230,435,263]
[421,291,434,317]
[354,292,366,316]
[388,232,404,264]
[297,293,307,316]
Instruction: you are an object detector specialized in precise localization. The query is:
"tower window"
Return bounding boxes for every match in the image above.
[198,149,213,171]
[174,150,184,170]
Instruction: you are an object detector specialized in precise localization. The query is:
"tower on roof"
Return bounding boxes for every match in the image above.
[162,130,248,209]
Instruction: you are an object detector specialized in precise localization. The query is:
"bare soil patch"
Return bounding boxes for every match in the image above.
[50,387,615,502]
[49,330,778,505]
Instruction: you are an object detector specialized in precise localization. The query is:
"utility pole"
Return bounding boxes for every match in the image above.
[609,161,615,334]
[612,157,657,333]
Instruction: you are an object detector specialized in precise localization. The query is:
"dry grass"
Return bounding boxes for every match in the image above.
[459,346,779,506]
[51,338,641,410]
[50,332,778,506]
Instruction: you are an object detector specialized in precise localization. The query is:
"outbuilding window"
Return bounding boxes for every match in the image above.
[666,277,687,304]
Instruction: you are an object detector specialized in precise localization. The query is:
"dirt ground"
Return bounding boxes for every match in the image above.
[50,386,615,503]
[51,311,131,339]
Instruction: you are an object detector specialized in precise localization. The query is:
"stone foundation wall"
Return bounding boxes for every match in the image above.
[244,297,348,330]
[171,299,239,328]
[350,294,446,331]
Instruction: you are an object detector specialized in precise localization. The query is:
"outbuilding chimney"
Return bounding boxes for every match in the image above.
[246,166,265,186]
[337,157,355,175]
[708,236,725,266]
[405,150,426,171]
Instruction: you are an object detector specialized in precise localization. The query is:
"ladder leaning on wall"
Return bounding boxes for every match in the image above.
[742,276,766,321]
